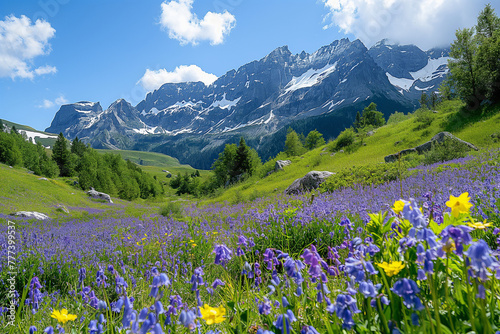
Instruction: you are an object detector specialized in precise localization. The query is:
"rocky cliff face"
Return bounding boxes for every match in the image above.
[47,38,450,168]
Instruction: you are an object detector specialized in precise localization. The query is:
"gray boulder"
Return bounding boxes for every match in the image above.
[384,132,478,163]
[285,171,334,195]
[267,160,292,176]
[275,160,291,172]
[87,188,113,203]
[56,205,70,214]
[12,211,50,220]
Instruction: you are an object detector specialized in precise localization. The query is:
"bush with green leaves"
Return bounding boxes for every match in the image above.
[414,108,435,129]
[387,111,411,125]
[423,137,472,165]
[320,162,412,192]
[159,201,183,217]
[330,127,356,152]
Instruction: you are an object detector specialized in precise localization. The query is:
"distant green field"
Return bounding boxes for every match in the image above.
[95,149,209,178]
[96,149,189,168]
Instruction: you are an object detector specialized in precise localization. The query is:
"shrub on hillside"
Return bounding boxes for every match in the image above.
[319,162,412,192]
[414,108,435,129]
[330,127,356,152]
[387,111,411,125]
[159,201,183,217]
[423,138,471,165]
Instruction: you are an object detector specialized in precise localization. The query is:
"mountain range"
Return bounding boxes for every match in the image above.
[46,38,450,169]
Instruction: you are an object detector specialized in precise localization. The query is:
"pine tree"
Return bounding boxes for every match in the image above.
[305,130,326,150]
[71,137,87,157]
[430,91,439,109]
[52,133,71,177]
[353,111,362,130]
[0,119,4,132]
[285,128,305,157]
[360,103,385,127]
[419,92,429,109]
[233,137,252,180]
[476,4,500,38]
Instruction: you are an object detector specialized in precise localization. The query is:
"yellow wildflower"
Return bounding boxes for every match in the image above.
[446,192,473,218]
[392,200,406,214]
[442,240,456,253]
[51,309,77,324]
[200,304,226,325]
[377,261,405,277]
[467,220,492,230]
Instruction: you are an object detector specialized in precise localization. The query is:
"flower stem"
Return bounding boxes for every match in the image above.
[376,298,390,334]
[462,259,477,333]
[428,275,442,334]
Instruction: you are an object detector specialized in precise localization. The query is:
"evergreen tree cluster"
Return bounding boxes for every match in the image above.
[0,125,59,177]
[169,171,201,196]
[418,91,440,110]
[212,137,261,188]
[284,128,326,157]
[446,4,500,107]
[353,102,386,130]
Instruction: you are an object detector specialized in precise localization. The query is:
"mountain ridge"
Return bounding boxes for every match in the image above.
[46,38,450,169]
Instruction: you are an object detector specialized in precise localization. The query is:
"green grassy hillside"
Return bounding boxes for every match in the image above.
[0,162,173,219]
[1,100,499,212]
[95,149,210,186]
[202,100,500,204]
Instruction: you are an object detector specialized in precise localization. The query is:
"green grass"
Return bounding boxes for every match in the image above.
[202,100,500,204]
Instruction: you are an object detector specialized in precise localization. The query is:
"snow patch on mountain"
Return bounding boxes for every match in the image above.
[409,57,450,82]
[284,62,338,93]
[19,130,57,144]
[386,56,450,93]
[210,93,241,110]
[386,73,415,92]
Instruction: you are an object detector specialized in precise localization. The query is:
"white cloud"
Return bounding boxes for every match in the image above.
[0,15,56,79]
[321,0,491,49]
[160,0,236,45]
[138,65,218,91]
[38,95,68,109]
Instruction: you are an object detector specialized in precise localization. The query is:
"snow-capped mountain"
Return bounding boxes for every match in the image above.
[368,39,450,99]
[46,38,450,168]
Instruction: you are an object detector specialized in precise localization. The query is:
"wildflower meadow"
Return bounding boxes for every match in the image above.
[1,151,500,333]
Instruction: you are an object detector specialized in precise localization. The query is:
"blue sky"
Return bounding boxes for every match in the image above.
[0,0,494,130]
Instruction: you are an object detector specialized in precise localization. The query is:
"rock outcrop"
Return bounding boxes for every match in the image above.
[87,188,113,203]
[384,132,478,163]
[275,160,292,172]
[12,211,50,220]
[285,171,334,195]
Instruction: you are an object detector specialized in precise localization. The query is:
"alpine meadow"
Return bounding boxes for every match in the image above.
[2,2,500,334]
